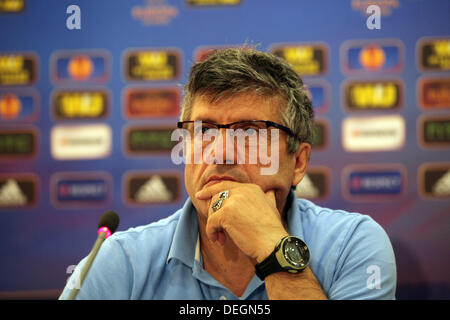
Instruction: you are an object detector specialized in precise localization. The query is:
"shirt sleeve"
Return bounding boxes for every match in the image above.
[327,217,397,300]
[59,236,133,300]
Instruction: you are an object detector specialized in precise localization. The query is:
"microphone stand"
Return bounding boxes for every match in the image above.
[67,231,107,300]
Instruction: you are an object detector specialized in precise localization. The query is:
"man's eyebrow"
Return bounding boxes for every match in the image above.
[190,117,216,123]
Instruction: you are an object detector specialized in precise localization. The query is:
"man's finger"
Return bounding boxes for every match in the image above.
[205,209,225,243]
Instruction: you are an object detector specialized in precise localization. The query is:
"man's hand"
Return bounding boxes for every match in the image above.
[195,181,288,263]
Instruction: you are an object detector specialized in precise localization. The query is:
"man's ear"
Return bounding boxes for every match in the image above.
[292,142,311,187]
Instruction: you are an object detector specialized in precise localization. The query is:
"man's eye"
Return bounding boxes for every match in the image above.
[195,125,216,135]
[202,127,212,134]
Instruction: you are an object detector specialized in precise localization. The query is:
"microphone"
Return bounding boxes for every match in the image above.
[67,210,120,300]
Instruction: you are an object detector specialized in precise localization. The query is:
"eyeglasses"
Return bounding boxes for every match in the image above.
[177,120,295,138]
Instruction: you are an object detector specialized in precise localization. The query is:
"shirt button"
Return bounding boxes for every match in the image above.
[219,295,227,300]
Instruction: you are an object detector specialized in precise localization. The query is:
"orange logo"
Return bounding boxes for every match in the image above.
[359,44,385,71]
[67,55,94,81]
[0,93,21,120]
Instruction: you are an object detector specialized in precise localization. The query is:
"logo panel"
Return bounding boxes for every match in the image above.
[0,53,37,85]
[294,166,330,200]
[418,115,450,149]
[341,39,404,74]
[342,115,405,152]
[419,163,450,199]
[51,89,109,120]
[0,0,25,12]
[51,172,111,208]
[0,174,38,208]
[0,89,39,123]
[270,43,328,76]
[124,171,181,206]
[417,38,450,72]
[418,77,450,110]
[343,79,403,111]
[0,127,38,160]
[123,87,180,119]
[124,49,181,81]
[50,50,111,85]
[342,164,406,202]
[124,125,177,155]
[51,124,112,160]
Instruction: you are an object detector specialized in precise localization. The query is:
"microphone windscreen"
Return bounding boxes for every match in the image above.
[97,210,120,234]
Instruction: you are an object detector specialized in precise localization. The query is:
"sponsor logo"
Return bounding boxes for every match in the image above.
[341,39,404,74]
[0,53,37,86]
[0,128,37,159]
[0,0,25,12]
[418,115,450,148]
[51,172,111,208]
[124,171,181,205]
[342,115,405,152]
[270,43,328,76]
[343,164,405,201]
[50,50,111,84]
[343,79,403,111]
[419,163,450,199]
[186,0,241,6]
[131,0,178,26]
[418,38,450,72]
[312,119,328,150]
[125,125,177,155]
[51,124,112,160]
[124,49,181,81]
[294,166,329,200]
[123,87,180,119]
[52,89,109,120]
[0,174,37,208]
[418,77,450,110]
[0,89,39,122]
[351,0,400,16]
[304,80,330,114]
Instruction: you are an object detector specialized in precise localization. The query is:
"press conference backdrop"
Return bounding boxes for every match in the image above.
[0,0,449,299]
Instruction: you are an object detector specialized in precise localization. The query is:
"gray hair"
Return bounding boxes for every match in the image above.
[181,47,314,154]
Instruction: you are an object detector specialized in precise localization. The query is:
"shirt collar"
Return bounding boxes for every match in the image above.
[166,190,303,267]
[166,198,199,267]
[285,189,305,240]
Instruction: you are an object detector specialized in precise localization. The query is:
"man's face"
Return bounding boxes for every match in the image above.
[184,91,310,219]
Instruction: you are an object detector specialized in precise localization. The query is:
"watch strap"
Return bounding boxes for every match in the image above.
[255,249,285,280]
[254,237,289,280]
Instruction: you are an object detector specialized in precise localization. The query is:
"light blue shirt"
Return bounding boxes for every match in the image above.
[60,191,396,300]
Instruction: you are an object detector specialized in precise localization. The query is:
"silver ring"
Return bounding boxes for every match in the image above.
[211,199,223,212]
[219,190,229,200]
[211,190,230,212]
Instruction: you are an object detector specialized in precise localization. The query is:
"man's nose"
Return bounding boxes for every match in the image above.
[209,128,239,165]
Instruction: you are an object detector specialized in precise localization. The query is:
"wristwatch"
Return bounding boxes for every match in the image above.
[255,235,310,280]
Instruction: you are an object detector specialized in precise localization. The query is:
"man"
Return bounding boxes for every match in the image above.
[60,48,396,300]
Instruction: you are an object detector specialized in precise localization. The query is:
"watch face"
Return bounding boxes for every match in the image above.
[283,237,310,269]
